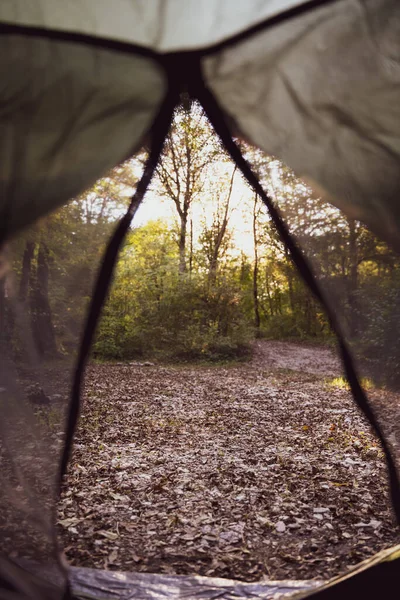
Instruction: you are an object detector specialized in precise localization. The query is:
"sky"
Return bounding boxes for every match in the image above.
[133,162,264,258]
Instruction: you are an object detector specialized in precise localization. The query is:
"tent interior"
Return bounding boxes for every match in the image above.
[0,1,400,599]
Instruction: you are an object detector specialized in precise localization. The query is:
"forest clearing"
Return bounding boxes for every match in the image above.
[58,341,400,582]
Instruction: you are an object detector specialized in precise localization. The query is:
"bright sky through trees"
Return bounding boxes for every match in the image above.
[134,159,280,257]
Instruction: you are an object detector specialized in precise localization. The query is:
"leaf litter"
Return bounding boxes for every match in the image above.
[58,340,400,581]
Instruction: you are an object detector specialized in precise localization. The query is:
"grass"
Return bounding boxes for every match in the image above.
[324,375,374,391]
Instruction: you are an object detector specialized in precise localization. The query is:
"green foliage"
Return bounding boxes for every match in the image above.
[93,221,252,361]
[350,274,400,388]
[8,160,137,358]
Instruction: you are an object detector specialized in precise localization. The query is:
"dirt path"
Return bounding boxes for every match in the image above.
[59,341,399,582]
[252,340,341,377]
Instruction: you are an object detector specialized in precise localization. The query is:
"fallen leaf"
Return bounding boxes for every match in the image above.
[98,530,119,541]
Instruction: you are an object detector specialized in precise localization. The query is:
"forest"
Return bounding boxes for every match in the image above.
[3,101,400,584]
[5,101,400,388]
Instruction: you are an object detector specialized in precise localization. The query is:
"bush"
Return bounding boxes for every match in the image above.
[351,278,400,389]
[94,274,252,362]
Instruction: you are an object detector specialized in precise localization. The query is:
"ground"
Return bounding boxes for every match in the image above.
[59,340,400,582]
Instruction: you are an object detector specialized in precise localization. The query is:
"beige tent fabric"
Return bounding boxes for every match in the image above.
[0,0,306,52]
[1,0,400,245]
[0,35,165,238]
[204,0,400,247]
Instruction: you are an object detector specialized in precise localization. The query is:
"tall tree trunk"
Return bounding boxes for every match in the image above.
[0,248,12,344]
[287,271,295,313]
[283,245,296,313]
[208,256,218,286]
[30,242,57,357]
[208,166,237,286]
[348,219,358,293]
[347,218,359,337]
[19,240,35,302]
[178,212,187,274]
[252,193,261,332]
[239,252,247,285]
[189,217,193,276]
[265,268,274,317]
[0,277,5,344]
[276,286,283,315]
[304,295,315,336]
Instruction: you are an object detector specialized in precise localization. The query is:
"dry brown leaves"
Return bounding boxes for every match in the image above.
[58,341,400,581]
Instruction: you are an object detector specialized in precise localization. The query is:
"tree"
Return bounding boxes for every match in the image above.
[155,101,222,274]
[0,248,8,343]
[8,159,140,357]
[252,192,261,332]
[199,165,237,285]
[19,240,35,302]
[29,241,57,357]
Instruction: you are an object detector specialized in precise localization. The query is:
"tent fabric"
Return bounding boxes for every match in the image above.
[204,0,400,249]
[0,557,66,600]
[0,266,73,599]
[0,1,400,599]
[0,1,399,248]
[65,543,400,599]
[0,1,308,53]
[0,34,165,239]
[69,566,320,599]
[5,543,398,599]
